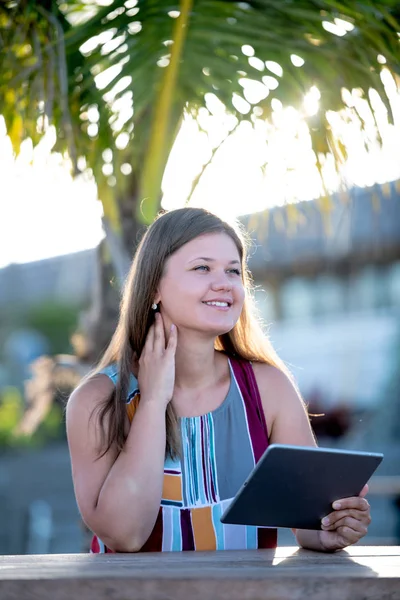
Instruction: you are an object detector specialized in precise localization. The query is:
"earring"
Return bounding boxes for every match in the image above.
[152,303,158,310]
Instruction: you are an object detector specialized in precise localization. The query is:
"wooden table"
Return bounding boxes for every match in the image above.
[0,546,399,600]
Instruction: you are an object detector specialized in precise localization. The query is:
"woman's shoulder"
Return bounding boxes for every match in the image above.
[229,355,289,392]
[252,363,315,447]
[68,372,116,411]
[252,361,293,391]
[68,364,139,412]
[66,373,116,432]
[251,362,304,416]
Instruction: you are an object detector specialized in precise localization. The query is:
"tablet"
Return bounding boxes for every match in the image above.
[220,444,383,530]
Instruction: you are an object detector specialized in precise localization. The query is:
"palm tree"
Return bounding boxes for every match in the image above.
[1,0,399,356]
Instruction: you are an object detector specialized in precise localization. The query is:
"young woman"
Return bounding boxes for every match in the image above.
[67,207,371,553]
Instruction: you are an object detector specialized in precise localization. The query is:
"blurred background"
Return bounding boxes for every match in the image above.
[0,0,399,554]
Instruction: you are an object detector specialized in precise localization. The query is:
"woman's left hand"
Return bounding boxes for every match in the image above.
[319,484,371,551]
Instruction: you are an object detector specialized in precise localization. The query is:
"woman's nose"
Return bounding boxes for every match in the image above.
[211,273,232,291]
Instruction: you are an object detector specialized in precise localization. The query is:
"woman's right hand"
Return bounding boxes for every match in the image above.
[137,312,177,408]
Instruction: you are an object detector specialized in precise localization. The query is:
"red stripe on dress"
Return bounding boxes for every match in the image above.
[180,509,195,551]
[90,535,116,553]
[140,507,163,552]
[257,527,278,549]
[90,535,100,553]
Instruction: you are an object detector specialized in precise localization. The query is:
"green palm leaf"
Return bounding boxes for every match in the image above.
[1,0,399,230]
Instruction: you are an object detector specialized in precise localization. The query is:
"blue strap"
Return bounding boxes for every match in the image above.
[99,364,140,398]
[99,364,119,385]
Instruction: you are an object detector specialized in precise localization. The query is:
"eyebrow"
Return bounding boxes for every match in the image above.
[189,257,240,265]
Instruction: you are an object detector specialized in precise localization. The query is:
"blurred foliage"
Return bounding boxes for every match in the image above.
[0,301,81,365]
[23,302,81,355]
[0,302,81,445]
[0,385,64,450]
[1,0,399,238]
[15,353,88,439]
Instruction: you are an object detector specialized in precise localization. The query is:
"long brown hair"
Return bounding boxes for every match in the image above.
[91,207,293,458]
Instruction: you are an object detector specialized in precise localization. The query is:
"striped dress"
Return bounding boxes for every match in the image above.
[91,356,277,552]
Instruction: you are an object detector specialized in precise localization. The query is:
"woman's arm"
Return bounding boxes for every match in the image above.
[67,314,177,552]
[253,363,371,552]
[67,376,167,552]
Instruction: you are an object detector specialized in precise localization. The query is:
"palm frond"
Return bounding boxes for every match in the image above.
[1,0,399,228]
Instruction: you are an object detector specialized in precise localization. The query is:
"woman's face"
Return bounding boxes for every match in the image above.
[157,232,245,337]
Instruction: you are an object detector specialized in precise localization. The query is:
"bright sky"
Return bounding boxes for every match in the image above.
[0,67,399,268]
[0,121,104,268]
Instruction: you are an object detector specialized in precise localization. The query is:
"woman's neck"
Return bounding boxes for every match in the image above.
[174,334,223,391]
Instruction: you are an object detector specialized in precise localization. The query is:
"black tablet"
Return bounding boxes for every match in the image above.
[220,444,383,530]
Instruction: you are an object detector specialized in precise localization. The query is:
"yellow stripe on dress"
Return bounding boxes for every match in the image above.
[191,506,216,551]
[162,474,183,502]
[126,393,140,422]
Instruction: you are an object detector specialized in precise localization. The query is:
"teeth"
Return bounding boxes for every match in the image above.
[205,301,229,307]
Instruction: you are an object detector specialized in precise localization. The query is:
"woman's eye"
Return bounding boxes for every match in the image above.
[193,265,241,275]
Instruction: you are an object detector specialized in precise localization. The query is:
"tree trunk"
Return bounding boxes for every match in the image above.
[80,178,159,364]
[77,240,121,365]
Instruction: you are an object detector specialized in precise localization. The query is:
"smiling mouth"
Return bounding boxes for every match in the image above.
[202,301,232,308]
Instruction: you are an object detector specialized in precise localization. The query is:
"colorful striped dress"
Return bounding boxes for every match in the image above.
[91,356,277,552]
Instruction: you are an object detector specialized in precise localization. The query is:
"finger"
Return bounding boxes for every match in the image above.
[327,516,368,536]
[166,323,178,354]
[143,324,155,353]
[335,516,366,532]
[153,312,165,353]
[359,484,369,498]
[322,507,369,528]
[322,509,370,530]
[332,495,370,511]
[336,524,364,545]
[324,516,368,535]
